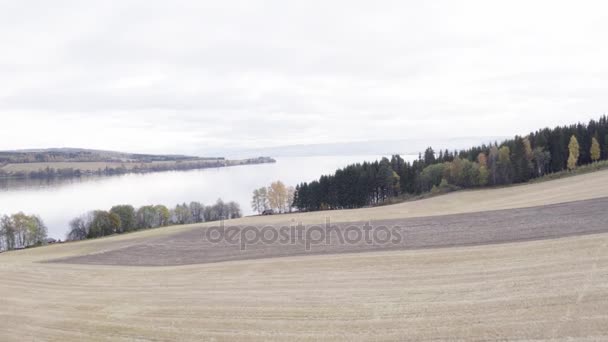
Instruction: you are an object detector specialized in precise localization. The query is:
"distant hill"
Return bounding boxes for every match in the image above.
[215,137,509,158]
[0,148,274,180]
[0,148,214,164]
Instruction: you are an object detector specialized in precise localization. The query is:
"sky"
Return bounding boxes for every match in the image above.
[1,0,607,156]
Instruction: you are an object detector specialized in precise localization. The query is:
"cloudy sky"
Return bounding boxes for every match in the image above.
[1,0,607,155]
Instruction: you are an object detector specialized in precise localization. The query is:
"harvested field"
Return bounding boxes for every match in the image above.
[2,232,608,341]
[196,168,608,227]
[54,197,608,266]
[1,170,608,341]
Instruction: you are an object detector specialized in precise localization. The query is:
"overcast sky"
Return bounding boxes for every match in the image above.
[1,0,607,155]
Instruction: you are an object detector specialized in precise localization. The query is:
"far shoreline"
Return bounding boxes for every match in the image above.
[0,156,276,181]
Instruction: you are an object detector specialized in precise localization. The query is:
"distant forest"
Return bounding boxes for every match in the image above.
[293,116,608,211]
[0,148,203,164]
[0,148,274,179]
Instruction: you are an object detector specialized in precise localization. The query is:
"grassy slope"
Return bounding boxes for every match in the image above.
[1,170,608,341]
[232,167,608,227]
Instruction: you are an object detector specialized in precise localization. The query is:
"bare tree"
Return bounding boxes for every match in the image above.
[12,212,30,248]
[171,204,191,225]
[287,186,295,213]
[0,215,13,251]
[226,201,242,219]
[251,188,269,214]
[251,188,261,214]
[29,215,48,246]
[533,147,551,177]
[189,202,204,223]
[488,145,499,185]
[67,217,88,241]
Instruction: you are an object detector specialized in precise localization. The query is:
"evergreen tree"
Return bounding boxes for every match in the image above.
[577,123,591,164]
[488,146,499,185]
[548,128,566,172]
[423,147,436,166]
[511,137,530,183]
[605,134,608,159]
[443,149,452,162]
[289,116,608,213]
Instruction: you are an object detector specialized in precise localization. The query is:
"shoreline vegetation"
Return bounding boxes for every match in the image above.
[0,148,275,180]
[4,116,608,250]
[0,213,47,252]
[5,163,608,253]
[65,199,241,242]
[373,159,608,207]
[292,116,608,211]
[0,198,242,251]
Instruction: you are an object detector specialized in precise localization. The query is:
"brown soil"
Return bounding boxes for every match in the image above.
[53,197,608,266]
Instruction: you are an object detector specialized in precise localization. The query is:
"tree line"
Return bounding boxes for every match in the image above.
[0,213,48,252]
[293,116,608,211]
[0,149,210,164]
[251,181,296,214]
[0,157,275,180]
[67,199,242,241]
[0,160,226,180]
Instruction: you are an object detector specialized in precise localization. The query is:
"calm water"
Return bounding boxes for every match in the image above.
[0,155,417,239]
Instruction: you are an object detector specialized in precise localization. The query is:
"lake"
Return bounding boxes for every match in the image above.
[0,155,418,239]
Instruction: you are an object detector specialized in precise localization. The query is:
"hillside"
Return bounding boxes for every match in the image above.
[0,147,204,163]
[1,170,608,340]
[0,148,274,179]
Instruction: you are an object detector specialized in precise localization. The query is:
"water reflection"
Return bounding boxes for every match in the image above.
[0,155,415,239]
[0,175,113,191]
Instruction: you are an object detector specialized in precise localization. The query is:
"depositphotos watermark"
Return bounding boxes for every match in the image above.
[204,218,403,251]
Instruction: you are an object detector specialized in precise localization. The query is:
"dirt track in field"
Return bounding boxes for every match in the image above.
[54,197,608,266]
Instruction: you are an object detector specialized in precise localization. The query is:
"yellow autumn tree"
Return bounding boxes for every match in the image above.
[476,152,487,168]
[268,181,288,213]
[590,137,601,162]
[567,135,580,170]
[476,152,489,186]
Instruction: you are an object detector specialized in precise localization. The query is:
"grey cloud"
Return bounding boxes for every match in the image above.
[1,0,607,154]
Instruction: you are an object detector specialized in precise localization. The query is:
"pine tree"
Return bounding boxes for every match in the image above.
[511,137,530,183]
[567,135,580,170]
[605,134,608,159]
[290,116,608,213]
[423,147,436,166]
[488,146,499,185]
[549,128,566,172]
